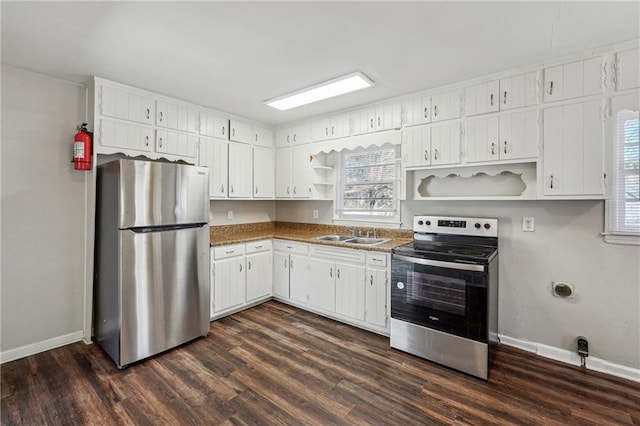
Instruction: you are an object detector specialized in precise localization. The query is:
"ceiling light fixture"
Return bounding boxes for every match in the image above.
[265,71,374,111]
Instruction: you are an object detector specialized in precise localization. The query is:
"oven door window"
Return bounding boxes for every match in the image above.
[408,272,466,316]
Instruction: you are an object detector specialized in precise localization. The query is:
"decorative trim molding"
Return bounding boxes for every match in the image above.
[499,334,640,383]
[0,331,84,364]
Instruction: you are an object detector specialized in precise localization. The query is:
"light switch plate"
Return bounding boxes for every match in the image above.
[523,216,535,232]
[313,209,319,219]
[227,210,234,220]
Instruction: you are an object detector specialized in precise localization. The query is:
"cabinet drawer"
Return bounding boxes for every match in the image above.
[366,252,388,267]
[245,239,272,254]
[214,244,246,259]
[273,240,308,254]
[310,244,366,264]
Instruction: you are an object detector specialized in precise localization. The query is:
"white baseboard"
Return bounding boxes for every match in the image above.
[0,331,84,364]
[499,334,640,383]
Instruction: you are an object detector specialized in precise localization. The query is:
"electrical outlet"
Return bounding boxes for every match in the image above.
[522,216,535,232]
[227,210,234,220]
[312,209,319,219]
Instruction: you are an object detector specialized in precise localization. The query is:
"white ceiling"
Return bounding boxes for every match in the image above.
[2,1,639,126]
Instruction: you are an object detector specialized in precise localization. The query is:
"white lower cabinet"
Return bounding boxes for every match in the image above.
[365,252,389,330]
[272,240,309,301]
[211,240,273,318]
[334,262,366,321]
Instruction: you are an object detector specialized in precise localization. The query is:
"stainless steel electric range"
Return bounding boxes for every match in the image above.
[390,215,499,380]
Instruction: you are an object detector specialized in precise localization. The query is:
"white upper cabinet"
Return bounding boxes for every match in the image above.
[228,142,253,198]
[200,112,229,139]
[311,114,350,142]
[100,86,155,126]
[464,80,499,116]
[614,47,640,92]
[403,95,431,127]
[275,147,292,198]
[403,125,431,168]
[199,137,228,198]
[352,101,402,135]
[155,130,198,160]
[292,144,312,198]
[499,72,538,110]
[253,126,274,148]
[431,89,462,122]
[543,57,603,103]
[229,120,253,144]
[465,116,499,163]
[465,111,537,163]
[276,123,311,147]
[253,146,274,198]
[156,101,198,133]
[542,100,605,197]
[430,122,462,166]
[97,118,153,153]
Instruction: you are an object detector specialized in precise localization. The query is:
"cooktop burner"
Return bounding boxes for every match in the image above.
[393,241,498,263]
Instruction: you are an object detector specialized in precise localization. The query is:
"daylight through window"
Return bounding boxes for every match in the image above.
[611,110,640,234]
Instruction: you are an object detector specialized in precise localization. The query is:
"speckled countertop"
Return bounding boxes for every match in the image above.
[210,222,412,252]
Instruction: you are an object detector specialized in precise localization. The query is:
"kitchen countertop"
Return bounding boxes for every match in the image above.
[210,222,412,252]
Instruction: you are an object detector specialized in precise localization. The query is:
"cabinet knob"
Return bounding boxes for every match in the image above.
[549,81,554,95]
[230,184,234,193]
[159,111,163,122]
[377,116,381,126]
[255,134,258,142]
[287,135,290,143]
[424,149,429,161]
[424,107,428,119]
[330,267,333,278]
[503,141,508,154]
[325,127,329,136]
[232,128,235,137]
[370,275,373,286]
[221,185,224,194]
[255,186,258,194]
[145,136,149,146]
[434,149,439,160]
[222,126,226,135]
[370,118,374,128]
[239,263,243,272]
[503,91,507,104]
[287,186,290,194]
[491,142,495,156]
[293,134,297,142]
[331,126,335,135]
[490,93,494,106]
[248,261,252,270]
[146,108,150,119]
[434,105,438,117]
[337,269,341,279]
[293,186,297,195]
[159,137,163,148]
[550,175,554,189]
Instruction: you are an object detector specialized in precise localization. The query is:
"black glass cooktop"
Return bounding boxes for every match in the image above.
[392,241,498,263]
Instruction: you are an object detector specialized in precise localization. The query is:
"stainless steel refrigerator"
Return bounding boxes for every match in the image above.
[94,159,210,368]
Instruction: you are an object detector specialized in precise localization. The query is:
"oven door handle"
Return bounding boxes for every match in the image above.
[392,254,485,272]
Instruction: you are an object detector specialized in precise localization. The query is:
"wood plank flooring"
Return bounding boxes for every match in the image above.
[2,300,639,425]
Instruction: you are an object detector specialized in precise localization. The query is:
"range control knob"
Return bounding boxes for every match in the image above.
[417,220,424,225]
[425,220,431,226]
[474,223,481,229]
[484,223,491,230]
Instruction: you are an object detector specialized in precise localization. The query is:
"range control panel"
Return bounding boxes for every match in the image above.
[413,215,498,237]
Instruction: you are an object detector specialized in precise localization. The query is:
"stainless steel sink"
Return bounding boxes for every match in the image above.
[314,234,354,242]
[344,237,389,245]
[314,235,390,245]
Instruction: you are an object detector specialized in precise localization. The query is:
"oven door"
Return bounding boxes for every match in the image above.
[391,254,488,342]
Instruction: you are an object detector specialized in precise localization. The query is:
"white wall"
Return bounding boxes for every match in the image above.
[275,200,333,224]
[210,200,276,225]
[1,65,87,356]
[279,199,640,370]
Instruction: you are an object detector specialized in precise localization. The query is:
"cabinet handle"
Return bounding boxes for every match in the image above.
[255,245,262,249]
[159,137,163,148]
[230,184,234,193]
[221,185,224,194]
[550,175,554,189]
[503,140,508,154]
[330,267,333,278]
[232,128,235,137]
[284,259,287,268]
[370,118,374,129]
[146,108,150,119]
[222,126,226,135]
[145,136,149,146]
[434,105,438,117]
[503,91,507,105]
[255,186,258,194]
[424,107,428,119]
[239,263,243,272]
[424,149,429,161]
[293,186,297,195]
[226,250,235,254]
[549,81,554,95]
[159,111,164,122]
[370,275,373,286]
[290,259,294,268]
[293,134,297,142]
[337,269,340,279]
[331,126,335,135]
[377,116,381,126]
[287,135,290,143]
[490,93,494,106]
[248,261,252,270]
[434,149,439,160]
[325,127,329,136]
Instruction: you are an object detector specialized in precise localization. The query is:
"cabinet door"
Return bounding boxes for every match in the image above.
[254,126,274,148]
[98,119,153,154]
[330,114,350,139]
[213,116,229,140]
[228,142,253,197]
[335,263,365,321]
[275,147,292,198]
[403,125,431,167]
[410,96,431,125]
[230,120,253,144]
[543,106,563,195]
[465,116,498,163]
[616,47,640,91]
[209,139,229,198]
[308,258,336,312]
[500,73,537,110]
[365,268,387,328]
[312,117,331,142]
[253,147,275,198]
[432,89,461,122]
[273,252,290,299]
[431,123,461,166]
[543,65,563,103]
[246,251,272,302]
[351,109,369,135]
[292,145,311,198]
[499,111,538,161]
[275,127,291,147]
[213,257,246,313]
[291,124,311,145]
[289,254,309,304]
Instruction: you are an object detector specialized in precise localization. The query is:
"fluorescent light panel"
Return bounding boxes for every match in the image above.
[265,71,374,111]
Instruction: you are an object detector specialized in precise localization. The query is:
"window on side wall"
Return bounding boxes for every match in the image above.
[336,144,399,223]
[606,99,640,245]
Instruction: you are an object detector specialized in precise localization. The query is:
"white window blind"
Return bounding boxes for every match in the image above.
[337,145,397,219]
[610,109,640,234]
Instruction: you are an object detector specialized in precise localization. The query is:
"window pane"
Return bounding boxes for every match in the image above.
[344,149,395,168]
[345,164,394,183]
[343,183,394,200]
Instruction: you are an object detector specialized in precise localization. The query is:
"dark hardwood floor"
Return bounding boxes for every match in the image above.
[2,300,639,425]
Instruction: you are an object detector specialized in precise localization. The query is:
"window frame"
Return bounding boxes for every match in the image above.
[334,144,401,226]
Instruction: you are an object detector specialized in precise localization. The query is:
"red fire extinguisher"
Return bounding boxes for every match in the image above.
[73,123,92,171]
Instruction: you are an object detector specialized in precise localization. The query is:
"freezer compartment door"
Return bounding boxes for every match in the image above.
[120,225,210,366]
[116,159,209,228]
